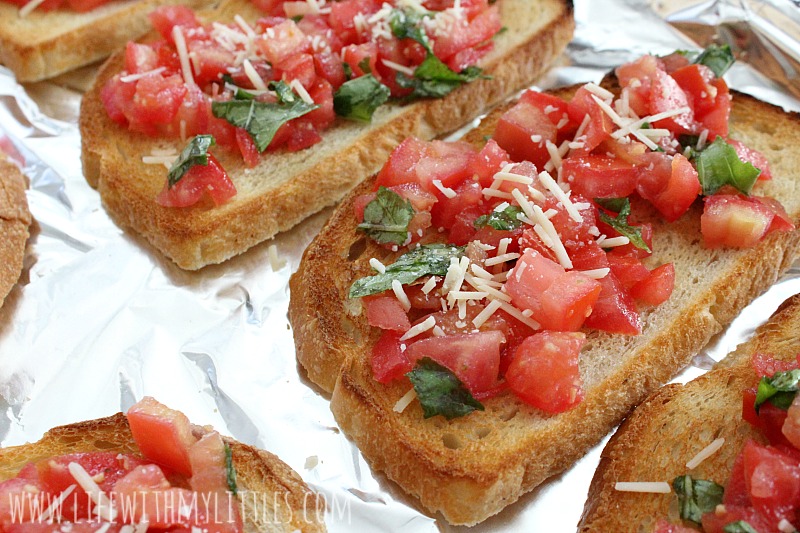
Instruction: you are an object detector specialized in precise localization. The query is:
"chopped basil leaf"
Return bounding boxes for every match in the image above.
[673,475,724,525]
[225,443,238,496]
[397,60,485,99]
[597,198,651,253]
[389,7,432,50]
[406,358,484,420]
[755,368,800,412]
[211,82,318,152]
[357,187,415,245]
[474,205,524,231]
[334,74,391,121]
[695,137,761,196]
[167,134,215,188]
[694,44,735,78]
[342,62,354,80]
[723,521,758,533]
[594,197,628,214]
[348,244,465,298]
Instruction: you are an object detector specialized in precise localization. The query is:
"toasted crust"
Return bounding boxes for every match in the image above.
[578,295,800,532]
[78,0,575,270]
[288,88,800,524]
[0,155,31,309]
[0,413,325,533]
[0,0,217,83]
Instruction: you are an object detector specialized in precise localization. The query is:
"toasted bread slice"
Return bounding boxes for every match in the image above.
[78,0,575,270]
[578,295,800,532]
[0,0,217,83]
[0,154,31,308]
[288,86,800,525]
[0,412,325,532]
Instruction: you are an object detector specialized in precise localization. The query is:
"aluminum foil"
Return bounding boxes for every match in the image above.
[1,1,799,531]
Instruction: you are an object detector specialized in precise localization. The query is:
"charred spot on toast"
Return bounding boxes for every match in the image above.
[348,237,368,261]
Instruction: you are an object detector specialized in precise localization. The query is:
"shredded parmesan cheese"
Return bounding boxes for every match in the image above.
[686,438,725,469]
[598,236,630,248]
[421,275,438,294]
[778,519,797,533]
[614,481,671,494]
[68,462,117,522]
[392,280,411,312]
[289,79,315,104]
[369,257,387,274]
[579,268,610,279]
[172,27,195,87]
[472,299,503,328]
[18,0,47,17]
[432,179,457,199]
[243,59,268,91]
[120,67,167,83]
[393,388,417,413]
[400,316,437,341]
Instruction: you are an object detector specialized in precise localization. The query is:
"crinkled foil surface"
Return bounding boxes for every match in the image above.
[1,0,799,531]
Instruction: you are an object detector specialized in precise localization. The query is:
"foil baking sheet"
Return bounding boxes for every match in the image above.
[1,0,799,531]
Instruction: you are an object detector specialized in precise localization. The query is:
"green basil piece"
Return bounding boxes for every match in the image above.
[755,368,800,412]
[167,134,215,188]
[594,197,628,214]
[694,44,735,78]
[357,187,415,245]
[673,475,724,525]
[397,60,485,99]
[334,74,391,121]
[211,82,318,152]
[474,205,524,231]
[348,244,465,298]
[597,198,651,253]
[723,521,758,533]
[407,358,484,420]
[695,137,761,196]
[225,443,238,496]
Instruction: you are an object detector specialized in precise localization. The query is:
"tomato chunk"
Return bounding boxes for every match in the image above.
[127,397,197,476]
[506,331,586,413]
[364,295,411,332]
[156,153,236,208]
[371,330,412,383]
[701,194,775,249]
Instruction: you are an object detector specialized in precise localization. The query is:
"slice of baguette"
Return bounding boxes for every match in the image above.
[288,86,800,525]
[79,0,575,270]
[0,0,217,83]
[0,154,31,309]
[0,412,326,533]
[578,294,800,532]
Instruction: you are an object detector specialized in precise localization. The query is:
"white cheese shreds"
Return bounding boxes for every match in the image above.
[120,67,167,83]
[482,188,515,201]
[584,82,615,101]
[471,282,511,303]
[369,257,387,274]
[432,179,457,199]
[492,169,534,185]
[392,280,411,312]
[400,316,437,341]
[449,291,489,300]
[432,325,445,337]
[19,0,48,17]
[39,484,77,521]
[68,462,117,521]
[498,301,540,330]
[289,79,315,104]
[472,299,503,328]
[778,519,797,533]
[686,438,725,470]
[172,27,195,87]
[531,203,572,269]
[697,128,710,150]
[234,14,257,37]
[393,388,417,413]
[614,482,671,494]
[591,94,659,150]
[598,236,631,248]
[421,275,438,294]
[470,264,494,280]
[381,59,416,76]
[457,299,467,319]
[579,268,610,279]
[484,253,520,267]
[141,155,178,169]
[243,59,268,91]
[442,256,470,301]
[538,171,583,223]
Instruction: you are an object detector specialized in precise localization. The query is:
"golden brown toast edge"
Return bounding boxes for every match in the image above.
[0,155,31,309]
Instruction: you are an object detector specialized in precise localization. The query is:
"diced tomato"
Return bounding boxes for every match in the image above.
[649,69,698,135]
[256,20,310,65]
[471,139,510,187]
[187,431,227,494]
[569,240,609,270]
[190,40,238,88]
[519,90,576,136]
[148,6,201,41]
[406,283,444,310]
[597,138,648,166]
[660,52,691,73]
[751,352,800,378]
[493,100,556,167]
[375,137,431,189]
[314,53,347,89]
[276,52,316,88]
[125,42,159,74]
[235,128,259,167]
[7,523,123,533]
[328,0,382,45]
[432,4,501,62]
[405,331,504,394]
[364,295,411,332]
[156,153,236,208]
[506,331,586,413]
[562,154,639,199]
[127,74,188,133]
[567,86,614,154]
[728,139,772,181]
[430,180,483,228]
[542,195,598,247]
[342,43,378,78]
[413,141,478,193]
[126,397,198,477]
[616,54,662,117]
[653,520,698,533]
[701,194,776,249]
[629,263,674,306]
[636,152,700,222]
[724,451,750,507]
[371,330,413,383]
[101,76,137,125]
[606,253,650,291]
[583,272,641,335]
[742,440,800,525]
[701,503,773,533]
[670,64,716,115]
[696,78,730,139]
[505,249,601,331]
